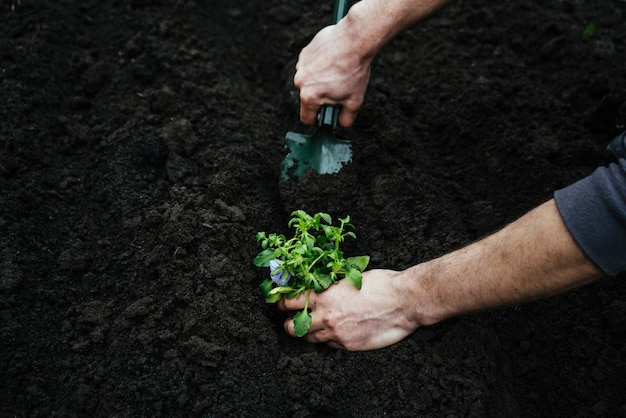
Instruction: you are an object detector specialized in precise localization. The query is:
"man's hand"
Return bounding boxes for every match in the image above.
[293,0,452,127]
[294,23,373,128]
[278,269,427,351]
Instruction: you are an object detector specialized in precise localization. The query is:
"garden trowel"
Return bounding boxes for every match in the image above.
[282,0,353,181]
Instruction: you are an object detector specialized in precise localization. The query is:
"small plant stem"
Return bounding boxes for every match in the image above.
[304,288,311,311]
[306,251,327,273]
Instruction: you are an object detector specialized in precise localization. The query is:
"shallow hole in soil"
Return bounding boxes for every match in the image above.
[264,309,292,339]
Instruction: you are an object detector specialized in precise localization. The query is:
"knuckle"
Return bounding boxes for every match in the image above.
[321,310,340,330]
[344,100,363,113]
[345,99,361,109]
[282,296,292,308]
[342,341,358,351]
[293,73,302,89]
[283,298,298,310]
[299,90,317,105]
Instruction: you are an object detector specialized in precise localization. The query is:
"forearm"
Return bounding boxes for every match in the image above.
[404,199,603,325]
[341,0,452,58]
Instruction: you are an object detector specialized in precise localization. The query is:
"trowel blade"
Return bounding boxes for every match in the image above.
[282,129,352,181]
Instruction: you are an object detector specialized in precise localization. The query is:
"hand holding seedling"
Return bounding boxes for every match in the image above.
[278,269,423,350]
[278,201,604,351]
[254,210,369,337]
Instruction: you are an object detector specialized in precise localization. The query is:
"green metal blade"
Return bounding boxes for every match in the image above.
[282,127,352,181]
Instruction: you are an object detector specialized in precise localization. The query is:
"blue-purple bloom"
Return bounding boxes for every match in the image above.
[269,259,291,286]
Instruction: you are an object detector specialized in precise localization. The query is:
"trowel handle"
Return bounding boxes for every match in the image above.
[317,105,339,129]
[318,0,352,129]
[332,0,352,24]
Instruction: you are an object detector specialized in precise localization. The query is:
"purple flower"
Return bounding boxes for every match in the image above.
[269,259,291,286]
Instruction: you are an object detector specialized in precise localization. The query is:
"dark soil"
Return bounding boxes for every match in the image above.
[2,0,626,416]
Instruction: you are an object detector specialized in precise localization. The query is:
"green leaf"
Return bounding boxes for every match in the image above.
[265,293,282,304]
[304,272,316,288]
[288,286,306,299]
[253,248,275,267]
[291,209,306,220]
[305,235,315,252]
[293,309,312,337]
[345,268,363,290]
[313,280,324,293]
[269,286,294,295]
[259,279,273,296]
[319,212,332,225]
[583,23,596,38]
[346,255,370,272]
[316,273,333,289]
[294,243,307,255]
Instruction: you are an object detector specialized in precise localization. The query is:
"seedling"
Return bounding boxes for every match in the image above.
[254,210,369,337]
[583,24,596,38]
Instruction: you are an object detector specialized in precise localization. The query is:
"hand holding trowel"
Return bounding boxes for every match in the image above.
[282,0,353,181]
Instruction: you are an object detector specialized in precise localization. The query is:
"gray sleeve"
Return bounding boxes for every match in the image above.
[553,159,626,276]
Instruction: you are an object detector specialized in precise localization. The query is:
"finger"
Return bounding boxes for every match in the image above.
[283,317,296,337]
[305,307,326,333]
[283,316,322,337]
[277,292,307,311]
[284,318,334,344]
[293,66,309,97]
[303,325,335,342]
[325,340,345,350]
[337,108,358,128]
[299,102,321,126]
[303,330,330,344]
[337,99,362,127]
[283,306,325,338]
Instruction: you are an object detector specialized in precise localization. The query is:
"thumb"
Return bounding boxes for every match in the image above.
[337,97,363,127]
